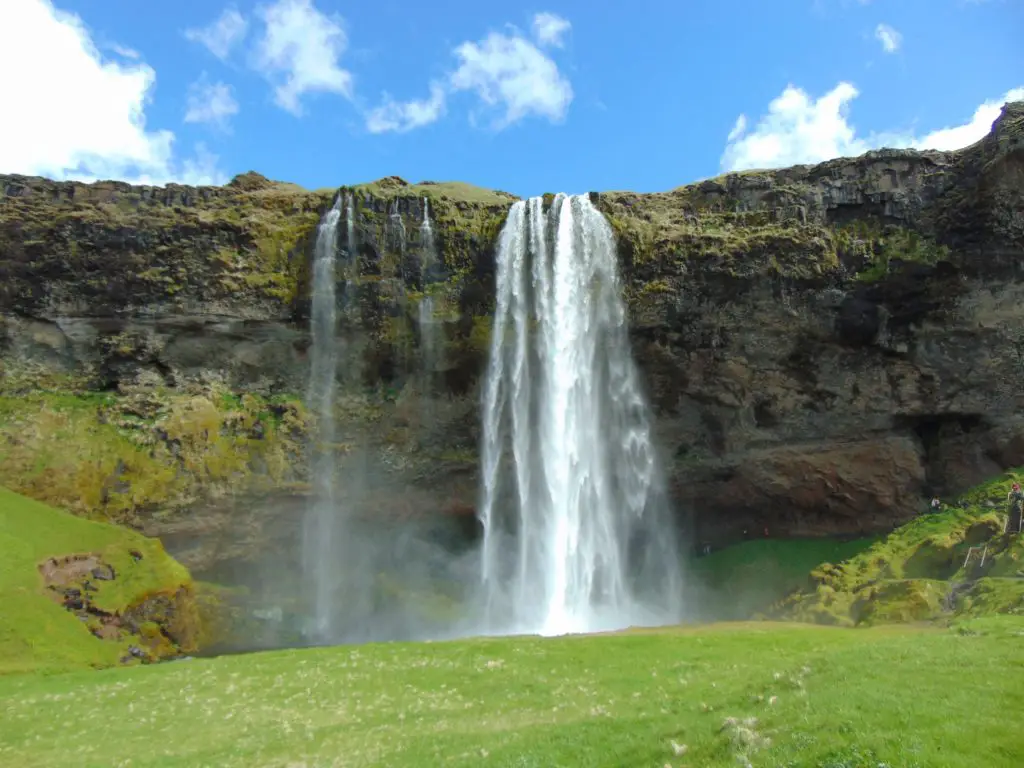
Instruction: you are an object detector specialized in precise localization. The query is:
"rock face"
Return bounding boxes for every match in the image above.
[2,104,1023,566]
[598,101,1024,547]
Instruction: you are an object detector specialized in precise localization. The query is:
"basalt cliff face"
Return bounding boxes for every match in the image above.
[2,103,1022,574]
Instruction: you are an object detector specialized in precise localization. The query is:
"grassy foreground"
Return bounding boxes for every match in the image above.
[1,617,1022,767]
[0,487,194,674]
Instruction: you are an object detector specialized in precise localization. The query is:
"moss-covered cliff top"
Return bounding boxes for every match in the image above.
[347,175,518,207]
[1,100,1019,319]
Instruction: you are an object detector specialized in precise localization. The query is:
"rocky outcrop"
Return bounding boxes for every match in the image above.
[2,103,1022,566]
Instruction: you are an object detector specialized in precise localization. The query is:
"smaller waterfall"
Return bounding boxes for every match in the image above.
[303,195,343,643]
[340,192,359,324]
[417,197,442,438]
[388,198,407,258]
[345,194,356,262]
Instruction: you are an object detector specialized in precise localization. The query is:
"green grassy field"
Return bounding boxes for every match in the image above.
[0,487,193,674]
[0,617,1021,767]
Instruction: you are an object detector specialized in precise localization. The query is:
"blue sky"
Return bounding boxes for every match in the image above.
[1,0,1021,196]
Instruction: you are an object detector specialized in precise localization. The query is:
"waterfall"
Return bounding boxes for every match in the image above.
[418,197,440,399]
[303,195,343,643]
[345,194,356,262]
[388,198,407,258]
[477,194,682,636]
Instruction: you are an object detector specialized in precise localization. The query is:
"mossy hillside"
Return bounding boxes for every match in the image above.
[0,385,310,525]
[0,172,331,315]
[0,487,195,675]
[2,617,1023,766]
[774,467,1024,626]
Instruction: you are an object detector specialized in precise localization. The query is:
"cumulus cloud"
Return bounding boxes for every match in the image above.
[0,0,227,185]
[449,26,573,129]
[251,0,353,116]
[721,82,866,171]
[916,86,1024,150]
[364,12,573,134]
[720,83,1024,171]
[184,75,240,131]
[874,23,902,53]
[365,82,447,134]
[531,12,571,48]
[185,7,249,61]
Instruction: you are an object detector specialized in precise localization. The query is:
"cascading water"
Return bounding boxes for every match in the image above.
[418,198,440,395]
[478,193,683,637]
[303,195,343,643]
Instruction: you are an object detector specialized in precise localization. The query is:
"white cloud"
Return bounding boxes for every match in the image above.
[365,14,574,134]
[721,83,1024,171]
[449,28,573,129]
[251,0,353,116]
[110,43,140,59]
[185,75,240,131]
[721,82,866,171]
[185,7,249,61]
[0,0,227,186]
[531,12,571,48]
[914,87,1024,150]
[726,114,747,142]
[365,82,447,134]
[874,23,902,53]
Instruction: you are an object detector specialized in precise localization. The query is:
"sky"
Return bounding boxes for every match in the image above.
[0,0,1021,197]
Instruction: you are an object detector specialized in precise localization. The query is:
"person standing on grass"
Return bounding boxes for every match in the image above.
[1008,483,1024,533]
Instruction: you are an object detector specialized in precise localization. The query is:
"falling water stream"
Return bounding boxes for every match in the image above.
[418,198,440,397]
[477,194,682,636]
[303,196,343,643]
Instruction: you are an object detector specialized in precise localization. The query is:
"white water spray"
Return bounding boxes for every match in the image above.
[303,195,343,642]
[478,194,682,636]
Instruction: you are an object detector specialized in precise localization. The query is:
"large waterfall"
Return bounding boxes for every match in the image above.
[477,193,682,636]
[303,195,343,643]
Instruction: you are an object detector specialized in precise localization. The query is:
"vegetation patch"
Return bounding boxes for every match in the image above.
[0,487,196,675]
[0,385,310,525]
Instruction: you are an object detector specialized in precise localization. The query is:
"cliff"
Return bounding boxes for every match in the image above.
[2,101,1022,578]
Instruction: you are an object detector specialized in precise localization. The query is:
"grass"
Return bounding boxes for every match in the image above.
[689,537,879,620]
[0,617,1022,766]
[0,487,192,675]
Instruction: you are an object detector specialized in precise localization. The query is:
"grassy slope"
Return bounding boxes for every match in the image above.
[0,617,1022,767]
[688,537,879,620]
[0,487,191,675]
[775,468,1024,626]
